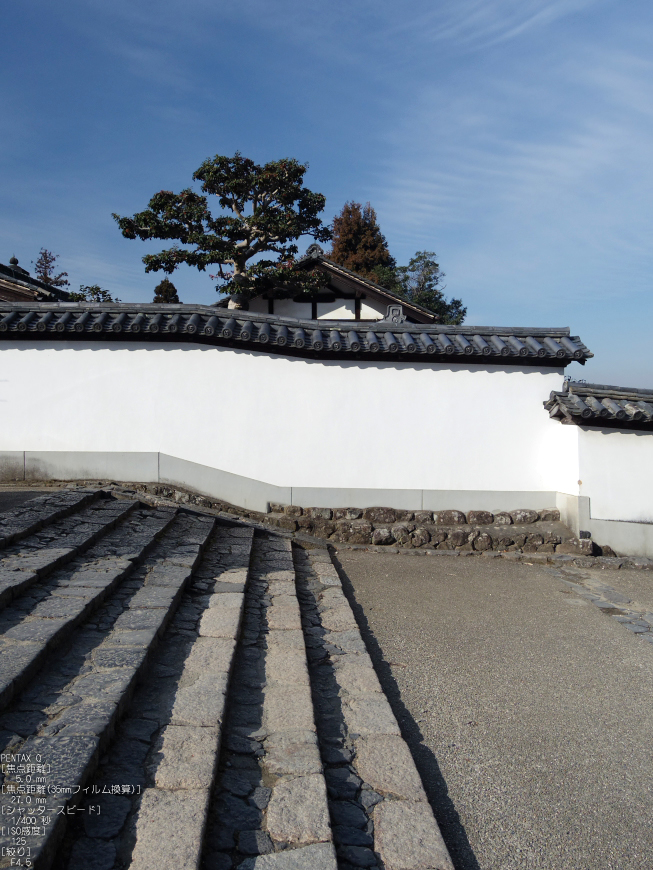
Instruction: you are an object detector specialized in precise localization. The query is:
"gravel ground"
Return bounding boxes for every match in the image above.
[334,550,653,870]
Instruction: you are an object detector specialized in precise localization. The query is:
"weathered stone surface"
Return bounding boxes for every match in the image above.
[434,510,466,525]
[467,510,494,525]
[267,629,306,650]
[239,829,275,855]
[153,725,218,789]
[266,647,309,687]
[83,794,131,838]
[265,775,331,845]
[493,511,513,524]
[264,730,322,776]
[278,518,298,532]
[320,606,358,632]
[239,842,337,869]
[391,525,412,547]
[267,600,302,631]
[130,788,210,870]
[184,636,235,673]
[354,735,426,799]
[372,528,394,546]
[170,673,228,726]
[264,687,316,732]
[539,508,560,521]
[284,505,303,517]
[334,508,363,520]
[557,538,592,556]
[199,605,243,638]
[342,695,400,736]
[411,528,431,548]
[334,663,381,696]
[362,507,397,524]
[374,801,454,870]
[471,532,493,551]
[336,520,373,544]
[510,509,539,524]
[448,529,468,548]
[324,766,361,799]
[312,520,336,538]
[413,511,433,524]
[327,630,367,655]
[305,508,333,520]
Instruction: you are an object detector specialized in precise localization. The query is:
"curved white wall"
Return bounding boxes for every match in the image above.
[0,340,577,500]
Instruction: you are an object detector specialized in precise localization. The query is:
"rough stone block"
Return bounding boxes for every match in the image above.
[264,686,316,732]
[372,528,394,546]
[153,725,218,789]
[266,647,309,687]
[305,508,333,520]
[362,507,397,524]
[320,607,358,633]
[267,629,306,650]
[129,788,210,870]
[471,532,493,551]
[199,605,243,638]
[434,510,466,525]
[265,775,331,845]
[509,509,539,524]
[170,673,228,727]
[239,842,337,869]
[538,508,560,521]
[373,801,454,870]
[413,511,433,524]
[264,730,322,776]
[284,505,303,517]
[493,512,513,524]
[267,600,302,631]
[335,663,381,697]
[467,510,494,525]
[333,508,363,520]
[342,695,400,736]
[411,528,431,548]
[354,735,426,799]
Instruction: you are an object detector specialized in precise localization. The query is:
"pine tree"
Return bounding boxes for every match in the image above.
[33,249,69,287]
[328,202,395,279]
[153,278,180,303]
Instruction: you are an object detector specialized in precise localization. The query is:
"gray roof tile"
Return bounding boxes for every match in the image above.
[0,302,593,366]
[545,381,653,429]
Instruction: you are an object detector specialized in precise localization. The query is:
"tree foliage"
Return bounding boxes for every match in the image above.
[68,285,120,303]
[33,249,69,287]
[394,252,465,325]
[113,152,332,299]
[329,202,395,279]
[153,278,180,303]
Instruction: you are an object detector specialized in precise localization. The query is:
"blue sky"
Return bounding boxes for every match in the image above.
[2,0,652,385]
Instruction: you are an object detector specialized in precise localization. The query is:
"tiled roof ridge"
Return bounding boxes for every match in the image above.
[0,301,592,366]
[308,256,439,320]
[0,262,69,300]
[545,380,653,428]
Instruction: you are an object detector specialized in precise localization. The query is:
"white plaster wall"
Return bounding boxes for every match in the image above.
[274,300,312,320]
[579,427,653,522]
[317,300,355,319]
[0,341,576,494]
[360,298,388,319]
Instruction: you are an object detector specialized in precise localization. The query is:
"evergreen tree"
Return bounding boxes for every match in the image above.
[113,152,331,300]
[153,278,180,303]
[329,202,395,279]
[67,285,120,302]
[395,252,466,325]
[33,249,69,287]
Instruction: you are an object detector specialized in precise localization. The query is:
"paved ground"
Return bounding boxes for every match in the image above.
[0,487,55,511]
[334,550,653,870]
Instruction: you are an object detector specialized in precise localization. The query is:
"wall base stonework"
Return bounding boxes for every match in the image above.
[2,450,651,558]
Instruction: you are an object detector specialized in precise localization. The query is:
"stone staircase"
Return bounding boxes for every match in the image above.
[0,491,452,870]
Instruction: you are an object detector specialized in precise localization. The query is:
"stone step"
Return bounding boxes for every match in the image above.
[198,532,337,870]
[0,511,218,870]
[0,489,102,550]
[0,505,178,712]
[294,546,454,870]
[0,497,141,611]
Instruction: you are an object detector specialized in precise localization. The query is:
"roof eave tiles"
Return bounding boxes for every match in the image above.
[545,381,653,430]
[0,302,593,367]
